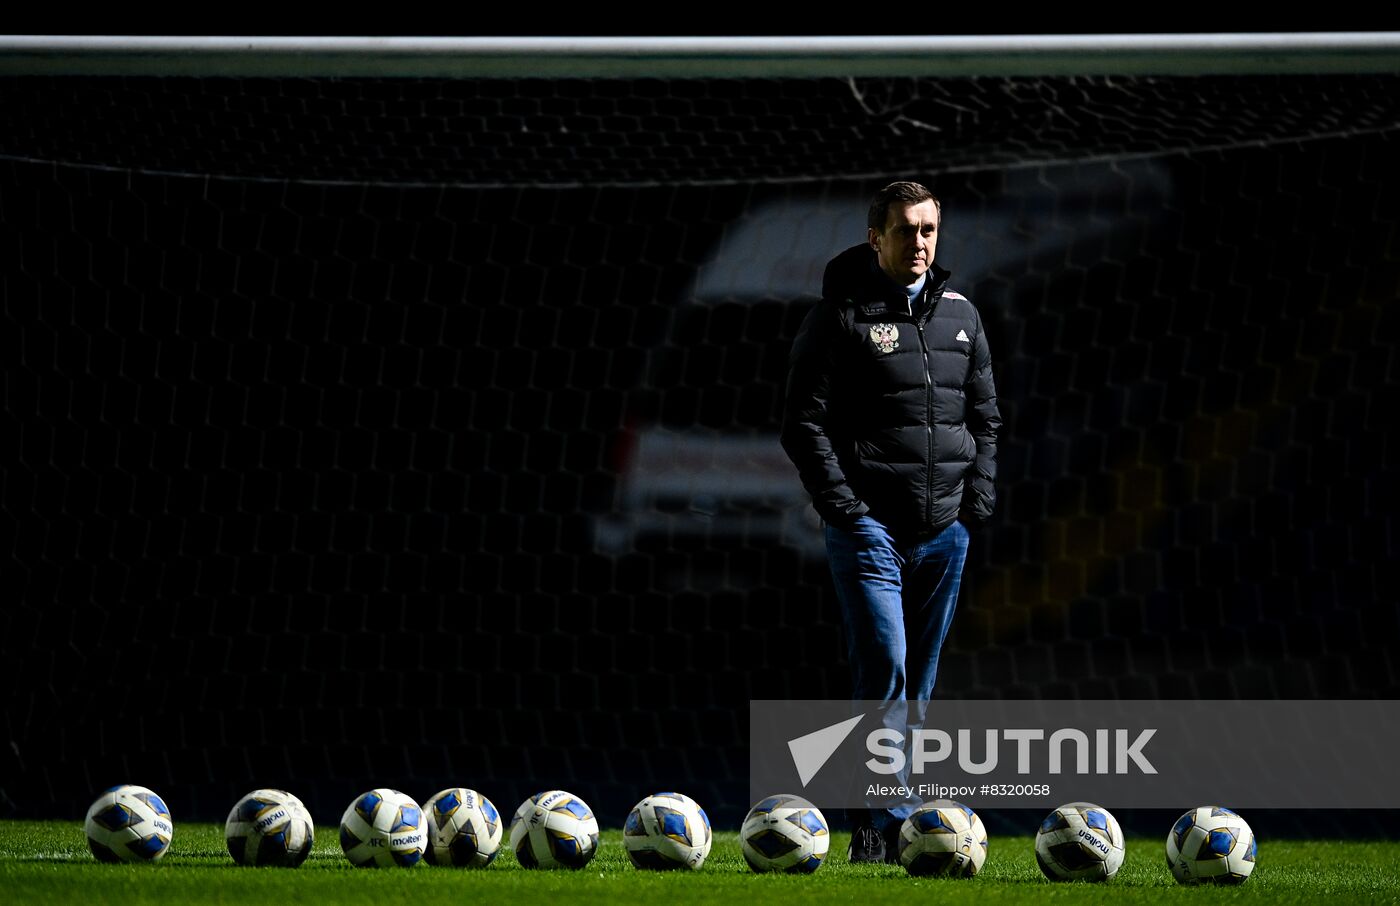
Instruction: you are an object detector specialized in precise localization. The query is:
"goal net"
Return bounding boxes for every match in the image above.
[2,37,1397,830]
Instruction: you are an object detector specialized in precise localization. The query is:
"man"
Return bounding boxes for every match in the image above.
[780,181,1001,863]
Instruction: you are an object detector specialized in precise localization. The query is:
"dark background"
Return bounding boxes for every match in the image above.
[1,71,1397,837]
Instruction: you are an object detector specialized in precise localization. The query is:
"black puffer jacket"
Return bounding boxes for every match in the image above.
[781,243,1001,534]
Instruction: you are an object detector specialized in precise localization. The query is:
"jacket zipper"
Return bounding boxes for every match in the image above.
[915,291,936,528]
[917,322,933,527]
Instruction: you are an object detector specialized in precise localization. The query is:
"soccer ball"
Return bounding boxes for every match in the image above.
[84,785,174,863]
[423,788,503,867]
[1034,801,1125,881]
[1165,806,1257,885]
[224,789,315,867]
[896,800,988,877]
[339,788,428,868]
[623,791,713,870]
[739,793,829,874]
[508,790,600,870]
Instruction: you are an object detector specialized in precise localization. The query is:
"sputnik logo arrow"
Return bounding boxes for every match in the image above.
[786,713,865,787]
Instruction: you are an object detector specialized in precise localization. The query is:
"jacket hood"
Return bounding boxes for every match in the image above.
[821,243,950,304]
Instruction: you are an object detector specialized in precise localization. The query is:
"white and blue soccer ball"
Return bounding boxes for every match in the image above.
[897,800,988,877]
[623,791,712,870]
[83,784,174,863]
[224,788,315,867]
[339,788,427,868]
[509,790,600,870]
[1034,801,1125,881]
[1165,806,1257,885]
[740,794,829,874]
[423,788,503,868]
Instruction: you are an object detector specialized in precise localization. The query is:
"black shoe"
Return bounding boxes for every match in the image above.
[847,824,887,864]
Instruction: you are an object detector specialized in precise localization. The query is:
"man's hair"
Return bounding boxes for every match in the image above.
[867,181,940,233]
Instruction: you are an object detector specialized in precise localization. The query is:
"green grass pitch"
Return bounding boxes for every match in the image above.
[4,819,1399,905]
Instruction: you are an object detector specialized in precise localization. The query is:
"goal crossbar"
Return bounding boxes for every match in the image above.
[2,33,1400,78]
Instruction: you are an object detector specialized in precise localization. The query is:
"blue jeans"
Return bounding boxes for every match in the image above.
[825,514,970,831]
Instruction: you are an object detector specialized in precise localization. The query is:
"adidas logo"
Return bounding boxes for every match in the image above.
[955,329,970,342]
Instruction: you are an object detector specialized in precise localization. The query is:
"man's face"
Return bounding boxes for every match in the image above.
[870,199,939,286]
